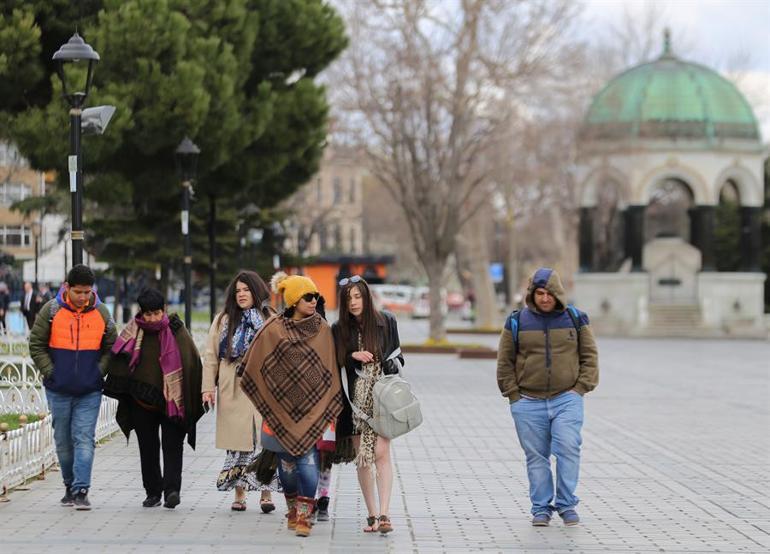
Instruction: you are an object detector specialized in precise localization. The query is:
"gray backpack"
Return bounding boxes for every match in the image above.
[348,348,423,439]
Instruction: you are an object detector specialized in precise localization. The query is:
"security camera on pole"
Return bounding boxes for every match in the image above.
[52,33,116,268]
[52,33,99,267]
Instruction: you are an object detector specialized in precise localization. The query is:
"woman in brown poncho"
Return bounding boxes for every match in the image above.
[240,272,342,538]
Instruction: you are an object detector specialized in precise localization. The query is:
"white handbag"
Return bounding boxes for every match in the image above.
[347,348,423,440]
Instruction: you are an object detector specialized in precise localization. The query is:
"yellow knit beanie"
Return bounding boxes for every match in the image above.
[270,271,319,307]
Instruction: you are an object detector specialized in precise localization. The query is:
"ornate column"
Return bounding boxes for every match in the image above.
[624,205,645,271]
[689,206,715,271]
[739,207,762,271]
[578,207,595,272]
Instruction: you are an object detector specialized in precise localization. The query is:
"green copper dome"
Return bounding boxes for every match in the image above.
[583,32,760,142]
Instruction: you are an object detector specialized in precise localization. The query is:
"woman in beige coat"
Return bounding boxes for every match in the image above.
[202,270,279,512]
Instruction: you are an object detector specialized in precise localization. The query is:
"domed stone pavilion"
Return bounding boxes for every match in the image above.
[574,31,766,336]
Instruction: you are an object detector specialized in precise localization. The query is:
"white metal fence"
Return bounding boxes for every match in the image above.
[0,344,119,498]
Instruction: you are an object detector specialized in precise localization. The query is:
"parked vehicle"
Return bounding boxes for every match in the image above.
[411,286,447,319]
[369,284,414,315]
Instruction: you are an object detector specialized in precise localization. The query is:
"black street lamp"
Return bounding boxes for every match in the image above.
[175,137,200,330]
[31,221,41,292]
[52,32,100,268]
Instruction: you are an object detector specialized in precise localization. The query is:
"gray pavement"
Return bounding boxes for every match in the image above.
[2,331,769,553]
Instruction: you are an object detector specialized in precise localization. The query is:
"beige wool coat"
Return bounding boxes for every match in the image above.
[202,316,262,452]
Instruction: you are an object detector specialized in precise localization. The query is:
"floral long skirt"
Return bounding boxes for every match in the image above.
[216,447,281,492]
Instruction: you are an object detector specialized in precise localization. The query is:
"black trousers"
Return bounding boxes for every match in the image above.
[130,400,185,497]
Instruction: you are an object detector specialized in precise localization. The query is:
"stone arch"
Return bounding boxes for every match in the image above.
[635,164,710,206]
[714,165,762,206]
[578,165,631,208]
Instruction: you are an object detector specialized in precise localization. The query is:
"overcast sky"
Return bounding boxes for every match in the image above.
[582,0,770,69]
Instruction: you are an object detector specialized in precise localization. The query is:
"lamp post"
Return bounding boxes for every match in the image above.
[30,221,41,292]
[175,137,200,330]
[52,33,100,268]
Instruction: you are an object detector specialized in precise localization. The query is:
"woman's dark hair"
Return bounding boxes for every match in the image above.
[217,270,271,359]
[137,288,165,313]
[334,278,385,368]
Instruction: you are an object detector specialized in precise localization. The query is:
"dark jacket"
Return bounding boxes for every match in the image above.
[496,267,599,403]
[103,314,204,449]
[29,288,117,396]
[332,310,404,438]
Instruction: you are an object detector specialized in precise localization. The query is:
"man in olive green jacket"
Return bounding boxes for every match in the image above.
[497,267,598,527]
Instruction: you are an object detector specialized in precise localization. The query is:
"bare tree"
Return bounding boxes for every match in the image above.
[333,0,579,340]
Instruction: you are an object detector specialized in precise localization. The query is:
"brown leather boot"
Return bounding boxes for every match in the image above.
[284,493,298,530]
[295,496,316,537]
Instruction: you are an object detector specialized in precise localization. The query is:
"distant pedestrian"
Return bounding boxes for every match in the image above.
[104,288,204,509]
[39,283,53,304]
[0,281,10,333]
[240,272,343,537]
[28,264,117,510]
[202,271,279,512]
[333,275,403,534]
[21,280,39,330]
[496,267,599,527]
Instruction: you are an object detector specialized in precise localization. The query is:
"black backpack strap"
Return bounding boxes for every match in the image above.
[565,304,582,353]
[509,310,521,361]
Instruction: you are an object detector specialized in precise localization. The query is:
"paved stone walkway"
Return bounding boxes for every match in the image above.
[2,335,769,553]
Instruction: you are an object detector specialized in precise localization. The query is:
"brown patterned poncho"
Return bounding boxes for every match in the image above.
[240,312,343,457]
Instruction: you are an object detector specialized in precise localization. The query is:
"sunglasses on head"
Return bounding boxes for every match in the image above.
[338,275,363,286]
[301,292,320,302]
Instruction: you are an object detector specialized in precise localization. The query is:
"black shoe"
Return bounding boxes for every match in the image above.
[73,488,91,511]
[316,496,330,522]
[143,495,162,508]
[163,491,180,509]
[60,486,74,507]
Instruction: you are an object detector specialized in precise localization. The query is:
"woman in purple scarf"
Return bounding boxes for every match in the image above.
[104,288,203,509]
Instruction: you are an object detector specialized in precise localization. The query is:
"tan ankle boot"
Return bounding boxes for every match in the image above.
[295,496,315,537]
[284,493,298,530]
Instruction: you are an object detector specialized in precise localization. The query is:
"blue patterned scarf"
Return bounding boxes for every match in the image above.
[219,308,264,361]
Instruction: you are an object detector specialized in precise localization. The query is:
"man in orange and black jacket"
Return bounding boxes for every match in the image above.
[29,264,116,510]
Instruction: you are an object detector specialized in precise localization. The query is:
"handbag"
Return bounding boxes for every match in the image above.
[347,347,423,440]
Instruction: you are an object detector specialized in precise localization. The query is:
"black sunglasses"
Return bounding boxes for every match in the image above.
[338,275,363,286]
[301,292,320,302]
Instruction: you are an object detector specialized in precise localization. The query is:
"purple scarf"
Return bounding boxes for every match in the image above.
[112,314,185,420]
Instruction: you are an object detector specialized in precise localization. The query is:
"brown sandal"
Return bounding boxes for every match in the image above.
[378,515,393,534]
[231,500,247,511]
[363,515,379,532]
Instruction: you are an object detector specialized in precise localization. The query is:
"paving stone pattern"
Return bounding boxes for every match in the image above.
[1,336,768,553]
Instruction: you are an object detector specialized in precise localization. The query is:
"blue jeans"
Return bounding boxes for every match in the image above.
[277,448,319,498]
[46,389,102,492]
[510,390,584,516]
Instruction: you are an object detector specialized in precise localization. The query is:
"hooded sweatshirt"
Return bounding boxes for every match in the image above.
[496,267,598,403]
[29,286,117,396]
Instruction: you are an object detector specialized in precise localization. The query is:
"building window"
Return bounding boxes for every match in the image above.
[1,225,31,247]
[333,177,342,203]
[349,178,356,203]
[349,227,357,253]
[0,182,32,206]
[0,143,28,168]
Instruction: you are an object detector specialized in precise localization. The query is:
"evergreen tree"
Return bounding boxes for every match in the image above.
[0,0,347,290]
